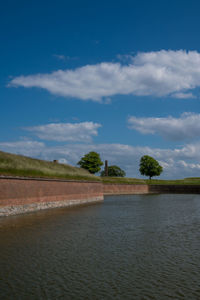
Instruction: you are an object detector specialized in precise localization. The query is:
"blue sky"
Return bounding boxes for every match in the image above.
[2,0,200,178]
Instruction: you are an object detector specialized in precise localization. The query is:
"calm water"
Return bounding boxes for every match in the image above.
[1,194,200,299]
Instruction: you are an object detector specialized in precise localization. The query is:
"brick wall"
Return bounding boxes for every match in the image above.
[1,177,200,217]
[0,177,103,216]
[149,184,200,194]
[103,183,149,194]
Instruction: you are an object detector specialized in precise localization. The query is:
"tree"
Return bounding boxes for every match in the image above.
[100,165,126,177]
[139,155,163,180]
[77,151,103,174]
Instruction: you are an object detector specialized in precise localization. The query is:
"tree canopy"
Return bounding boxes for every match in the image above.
[77,151,103,174]
[139,155,163,180]
[101,165,126,177]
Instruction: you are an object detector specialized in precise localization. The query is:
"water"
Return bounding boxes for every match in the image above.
[1,194,200,299]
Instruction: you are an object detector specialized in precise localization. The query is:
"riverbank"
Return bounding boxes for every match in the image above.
[1,176,200,217]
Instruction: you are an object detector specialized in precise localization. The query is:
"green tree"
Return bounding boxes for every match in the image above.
[100,165,126,177]
[77,151,103,174]
[139,155,163,180]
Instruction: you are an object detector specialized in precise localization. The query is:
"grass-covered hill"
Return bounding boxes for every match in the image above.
[0,151,100,181]
[1,150,200,185]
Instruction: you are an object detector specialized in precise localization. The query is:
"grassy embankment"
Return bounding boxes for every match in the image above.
[0,151,100,181]
[1,150,200,185]
[101,177,200,185]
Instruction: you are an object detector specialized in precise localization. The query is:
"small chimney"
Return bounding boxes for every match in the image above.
[105,160,108,176]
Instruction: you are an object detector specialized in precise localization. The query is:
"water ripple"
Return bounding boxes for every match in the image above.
[1,194,200,299]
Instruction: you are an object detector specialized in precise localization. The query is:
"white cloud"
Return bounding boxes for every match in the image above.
[177,160,200,170]
[58,158,69,164]
[116,53,134,63]
[9,50,200,101]
[128,112,200,141]
[173,92,196,99]
[24,122,101,142]
[1,140,200,179]
[0,141,46,157]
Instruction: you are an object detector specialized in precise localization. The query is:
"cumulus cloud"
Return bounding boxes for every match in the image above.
[24,122,101,142]
[0,141,46,157]
[173,92,196,99]
[128,112,200,141]
[9,50,200,101]
[178,160,200,170]
[1,140,200,179]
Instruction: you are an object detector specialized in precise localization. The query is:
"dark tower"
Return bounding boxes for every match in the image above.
[105,160,108,176]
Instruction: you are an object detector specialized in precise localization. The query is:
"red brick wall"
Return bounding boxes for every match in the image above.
[1,177,200,213]
[149,184,200,194]
[0,177,103,207]
[103,183,200,195]
[103,183,149,194]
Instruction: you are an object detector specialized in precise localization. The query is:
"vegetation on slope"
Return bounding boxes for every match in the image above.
[101,177,200,185]
[1,150,200,185]
[0,151,100,181]
[101,177,146,184]
[146,178,200,185]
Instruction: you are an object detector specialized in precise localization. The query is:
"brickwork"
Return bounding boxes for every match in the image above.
[103,183,149,194]
[104,183,200,195]
[1,177,200,217]
[0,177,103,216]
[149,184,200,194]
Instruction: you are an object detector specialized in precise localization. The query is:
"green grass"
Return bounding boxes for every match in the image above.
[101,177,200,185]
[1,150,200,185]
[101,177,146,184]
[145,178,200,185]
[0,151,100,181]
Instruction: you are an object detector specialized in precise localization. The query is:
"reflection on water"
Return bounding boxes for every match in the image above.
[1,194,200,299]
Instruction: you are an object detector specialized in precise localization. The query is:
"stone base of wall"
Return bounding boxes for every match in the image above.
[0,196,103,217]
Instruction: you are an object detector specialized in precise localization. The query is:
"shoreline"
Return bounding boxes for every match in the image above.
[1,176,200,217]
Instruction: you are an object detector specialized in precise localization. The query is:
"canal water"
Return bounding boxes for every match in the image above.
[1,194,200,299]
